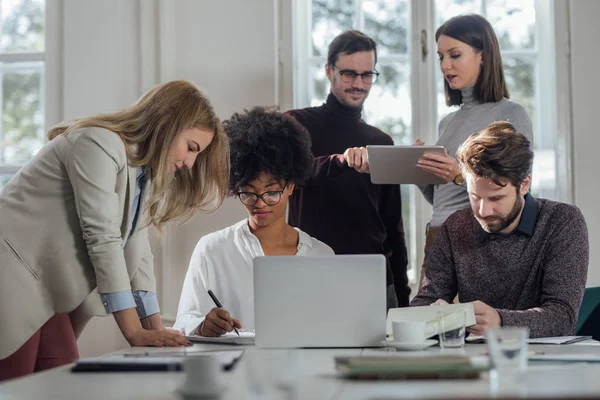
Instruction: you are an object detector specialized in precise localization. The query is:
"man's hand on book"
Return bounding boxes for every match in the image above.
[467,300,501,336]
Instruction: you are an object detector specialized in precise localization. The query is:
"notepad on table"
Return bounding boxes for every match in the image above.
[527,336,592,345]
[186,330,255,345]
[71,350,244,373]
[386,303,476,338]
[335,355,488,380]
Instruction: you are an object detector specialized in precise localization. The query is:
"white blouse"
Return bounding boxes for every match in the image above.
[173,219,335,335]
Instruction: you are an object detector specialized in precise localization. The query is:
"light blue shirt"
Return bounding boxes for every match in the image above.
[99,167,160,318]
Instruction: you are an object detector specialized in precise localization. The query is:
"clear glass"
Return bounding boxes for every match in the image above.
[244,348,299,400]
[437,309,466,348]
[0,0,45,52]
[485,327,529,379]
[0,62,45,165]
[311,0,354,57]
[362,0,409,56]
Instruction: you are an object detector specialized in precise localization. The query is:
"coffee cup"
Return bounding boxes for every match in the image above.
[392,320,427,343]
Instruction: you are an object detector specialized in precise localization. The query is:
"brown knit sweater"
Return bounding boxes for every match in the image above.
[411,194,589,338]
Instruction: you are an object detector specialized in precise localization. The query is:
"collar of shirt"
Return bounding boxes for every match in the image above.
[477,193,537,241]
[238,219,314,253]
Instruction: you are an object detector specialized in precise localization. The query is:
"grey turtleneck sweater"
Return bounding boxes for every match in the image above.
[419,85,533,227]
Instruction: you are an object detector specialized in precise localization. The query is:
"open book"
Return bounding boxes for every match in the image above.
[186,330,255,345]
[386,303,476,338]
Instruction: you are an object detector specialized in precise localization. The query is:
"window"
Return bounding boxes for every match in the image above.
[294,0,566,284]
[0,0,45,190]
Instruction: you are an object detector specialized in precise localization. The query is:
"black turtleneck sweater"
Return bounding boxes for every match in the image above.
[286,93,410,306]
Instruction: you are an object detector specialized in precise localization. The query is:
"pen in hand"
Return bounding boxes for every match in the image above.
[207,289,240,336]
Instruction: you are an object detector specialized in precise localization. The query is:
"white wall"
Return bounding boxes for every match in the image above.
[570,0,600,286]
[50,0,599,356]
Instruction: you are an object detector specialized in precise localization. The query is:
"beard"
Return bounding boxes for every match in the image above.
[475,194,524,234]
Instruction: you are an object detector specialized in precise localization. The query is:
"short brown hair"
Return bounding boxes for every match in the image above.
[327,30,377,67]
[436,14,508,106]
[456,121,533,188]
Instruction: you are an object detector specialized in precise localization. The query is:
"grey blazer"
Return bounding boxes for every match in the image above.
[0,127,155,359]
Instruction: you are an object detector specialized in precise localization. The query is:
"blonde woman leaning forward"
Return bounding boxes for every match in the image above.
[0,80,229,381]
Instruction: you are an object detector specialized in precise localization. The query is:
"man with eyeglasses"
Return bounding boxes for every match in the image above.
[287,30,410,308]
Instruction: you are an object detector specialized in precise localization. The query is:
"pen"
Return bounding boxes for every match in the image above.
[207,289,240,336]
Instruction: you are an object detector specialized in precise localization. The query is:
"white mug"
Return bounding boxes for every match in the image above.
[392,320,427,343]
[181,354,225,396]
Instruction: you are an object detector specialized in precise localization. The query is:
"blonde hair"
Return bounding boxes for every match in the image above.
[48,80,229,229]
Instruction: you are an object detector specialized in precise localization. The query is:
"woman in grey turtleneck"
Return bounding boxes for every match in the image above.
[415,14,533,284]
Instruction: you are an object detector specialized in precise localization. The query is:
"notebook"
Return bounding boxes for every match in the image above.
[386,303,476,338]
[185,330,255,345]
[467,335,593,345]
[527,336,592,345]
[335,355,488,380]
[71,350,244,373]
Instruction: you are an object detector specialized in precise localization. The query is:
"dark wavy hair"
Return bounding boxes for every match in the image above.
[457,121,533,188]
[436,14,509,106]
[223,106,313,195]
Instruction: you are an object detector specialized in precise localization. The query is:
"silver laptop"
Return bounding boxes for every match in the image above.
[367,145,447,185]
[253,255,387,348]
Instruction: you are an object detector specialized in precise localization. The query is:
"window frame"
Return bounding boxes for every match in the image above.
[0,0,56,179]
[287,0,573,289]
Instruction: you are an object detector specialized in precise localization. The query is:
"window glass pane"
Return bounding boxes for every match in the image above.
[364,62,411,144]
[436,72,455,123]
[487,0,535,50]
[503,55,535,129]
[1,62,44,165]
[362,0,409,56]
[0,0,45,52]
[0,172,13,190]
[435,0,481,28]
[362,61,414,280]
[312,0,355,57]
[309,62,328,107]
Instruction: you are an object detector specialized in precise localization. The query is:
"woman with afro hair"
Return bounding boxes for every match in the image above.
[173,106,334,336]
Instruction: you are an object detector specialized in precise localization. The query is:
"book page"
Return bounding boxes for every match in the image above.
[386,303,476,336]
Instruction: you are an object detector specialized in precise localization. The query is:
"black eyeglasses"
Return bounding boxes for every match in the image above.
[237,182,288,206]
[330,64,380,84]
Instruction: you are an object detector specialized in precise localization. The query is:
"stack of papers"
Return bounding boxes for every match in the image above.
[335,355,488,380]
[185,330,255,345]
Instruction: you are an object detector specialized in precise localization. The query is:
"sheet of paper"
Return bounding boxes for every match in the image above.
[186,330,255,345]
[527,336,592,345]
[386,303,476,337]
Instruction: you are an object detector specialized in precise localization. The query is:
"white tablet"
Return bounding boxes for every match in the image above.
[367,145,447,185]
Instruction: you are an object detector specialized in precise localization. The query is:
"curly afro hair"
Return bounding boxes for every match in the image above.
[223,106,313,195]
